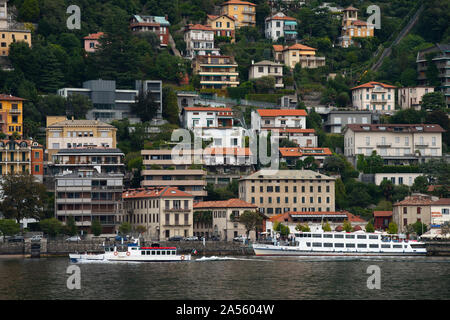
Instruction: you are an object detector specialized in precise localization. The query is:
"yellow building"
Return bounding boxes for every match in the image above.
[273,44,326,69]
[206,14,236,43]
[220,0,256,28]
[339,6,374,48]
[0,1,32,56]
[0,94,24,136]
[45,116,118,161]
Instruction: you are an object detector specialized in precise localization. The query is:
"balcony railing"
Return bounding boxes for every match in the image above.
[376,143,391,147]
[9,109,21,114]
[164,208,191,213]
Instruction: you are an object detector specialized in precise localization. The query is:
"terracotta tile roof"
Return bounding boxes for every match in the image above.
[268,15,297,21]
[207,14,236,21]
[0,94,26,101]
[287,44,317,51]
[351,81,396,90]
[394,195,434,206]
[221,0,256,6]
[279,147,332,157]
[123,187,193,199]
[257,109,307,117]
[273,45,284,52]
[83,32,104,40]
[183,107,233,112]
[345,212,366,223]
[185,24,213,31]
[373,211,393,217]
[345,124,445,133]
[427,185,449,192]
[432,198,450,206]
[204,147,252,156]
[353,20,367,26]
[344,6,359,11]
[194,198,257,209]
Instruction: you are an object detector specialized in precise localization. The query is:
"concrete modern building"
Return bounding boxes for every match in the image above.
[55,169,124,234]
[206,14,236,43]
[324,110,373,134]
[192,55,239,89]
[398,86,434,110]
[416,43,450,107]
[249,60,284,88]
[181,106,234,130]
[0,139,43,181]
[130,15,171,47]
[279,147,332,168]
[184,24,220,59]
[119,187,194,240]
[220,0,256,28]
[273,44,325,69]
[45,116,118,162]
[351,81,397,114]
[0,94,24,136]
[343,123,445,166]
[374,173,424,187]
[239,170,335,216]
[193,198,258,241]
[265,12,297,42]
[83,32,104,53]
[141,149,207,201]
[0,0,32,57]
[338,6,374,48]
[393,194,437,232]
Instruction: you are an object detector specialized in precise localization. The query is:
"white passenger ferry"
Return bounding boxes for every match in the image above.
[253,231,427,256]
[69,243,191,262]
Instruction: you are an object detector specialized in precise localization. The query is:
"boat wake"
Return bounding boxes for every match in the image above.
[194,256,271,262]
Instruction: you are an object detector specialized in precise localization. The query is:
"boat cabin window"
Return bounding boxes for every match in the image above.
[152,251,156,255]
[334,234,344,238]
[345,235,355,239]
[404,245,408,249]
[334,243,344,247]
[157,251,161,255]
[312,242,322,247]
[312,234,322,238]
[381,244,390,249]
[132,247,138,250]
[357,244,367,248]
[357,235,366,239]
[324,243,333,247]
[346,243,355,248]
[323,234,333,238]
[393,245,402,248]
[306,242,311,247]
[141,251,145,255]
[162,251,166,255]
[369,244,379,248]
[410,243,425,249]
[146,251,151,255]
[369,235,378,240]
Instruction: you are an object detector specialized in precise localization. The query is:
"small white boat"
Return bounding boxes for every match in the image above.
[253,231,427,257]
[69,242,191,263]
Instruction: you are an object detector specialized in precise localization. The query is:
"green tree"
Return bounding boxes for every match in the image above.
[0,219,21,240]
[421,92,447,112]
[91,219,102,236]
[375,200,393,211]
[119,222,132,235]
[19,0,40,23]
[239,210,263,239]
[411,221,428,236]
[65,94,93,119]
[295,223,310,232]
[322,221,332,232]
[132,90,159,122]
[273,221,290,237]
[135,225,147,235]
[65,216,77,236]
[411,176,428,193]
[343,220,352,232]
[387,221,398,234]
[380,179,394,201]
[365,221,375,233]
[39,218,63,237]
[162,86,180,125]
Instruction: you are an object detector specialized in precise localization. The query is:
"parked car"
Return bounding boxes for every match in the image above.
[66,236,81,242]
[183,236,199,241]
[8,235,24,243]
[168,235,183,241]
[233,235,246,242]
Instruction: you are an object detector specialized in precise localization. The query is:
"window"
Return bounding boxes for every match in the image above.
[346,243,355,248]
[334,243,344,247]
[345,235,355,239]
[357,244,367,248]
[334,234,344,239]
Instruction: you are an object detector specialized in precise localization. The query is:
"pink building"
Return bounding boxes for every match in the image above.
[83,32,104,53]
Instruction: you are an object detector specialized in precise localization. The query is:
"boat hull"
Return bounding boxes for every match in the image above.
[69,253,191,262]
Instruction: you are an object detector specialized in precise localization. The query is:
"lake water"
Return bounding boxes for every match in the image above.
[0,255,449,300]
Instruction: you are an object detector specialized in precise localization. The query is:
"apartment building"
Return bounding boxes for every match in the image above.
[0,1,31,56]
[239,170,335,216]
[184,24,220,59]
[45,116,117,161]
[0,139,43,181]
[192,55,239,89]
[141,149,207,201]
[273,44,325,69]
[193,199,258,241]
[181,106,234,130]
[351,81,396,114]
[130,15,170,46]
[195,127,247,148]
[206,14,236,43]
[55,169,123,234]
[430,198,450,234]
[0,94,24,136]
[393,194,436,232]
[338,6,374,48]
[265,12,298,42]
[252,109,307,132]
[249,60,284,88]
[220,0,256,28]
[279,147,332,168]
[416,43,450,107]
[374,173,424,187]
[324,110,373,134]
[343,124,445,166]
[119,187,194,240]
[83,32,104,53]
[398,86,434,110]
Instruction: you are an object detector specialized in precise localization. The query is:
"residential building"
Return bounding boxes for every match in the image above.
[351,81,397,114]
[220,0,256,28]
[206,14,236,43]
[181,106,234,130]
[343,123,445,166]
[45,116,118,161]
[0,1,31,56]
[83,32,104,53]
[265,12,297,42]
[324,110,373,134]
[273,44,325,69]
[0,94,24,136]
[55,169,123,234]
[430,198,450,234]
[279,147,332,168]
[195,127,247,148]
[119,187,194,240]
[0,0,6,29]
[130,15,170,47]
[184,24,220,59]
[177,91,199,110]
[192,55,239,89]
[338,6,374,48]
[252,109,307,132]
[203,147,254,185]
[141,149,207,201]
[274,128,318,147]
[416,43,450,107]
[249,60,284,88]
[239,170,336,216]
[373,211,392,231]
[280,95,298,108]
[393,194,437,232]
[0,139,43,181]
[398,86,434,110]
[193,198,258,241]
[374,173,424,187]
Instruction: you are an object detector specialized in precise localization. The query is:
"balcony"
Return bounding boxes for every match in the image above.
[415,143,429,147]
[376,143,391,147]
[164,208,191,213]
[9,109,21,114]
